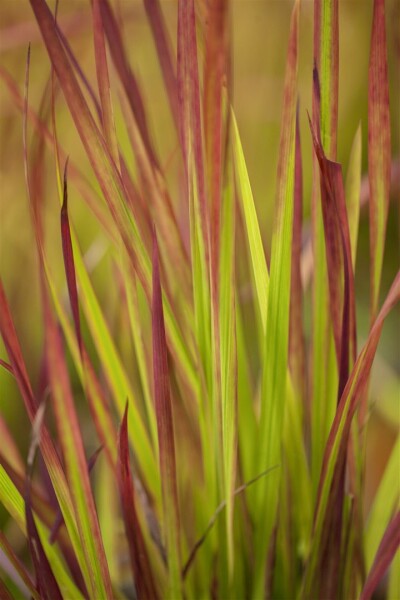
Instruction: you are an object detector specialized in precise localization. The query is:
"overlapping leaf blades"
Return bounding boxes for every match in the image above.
[0,0,398,597]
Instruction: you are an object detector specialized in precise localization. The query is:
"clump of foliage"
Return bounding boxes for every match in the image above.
[0,0,398,598]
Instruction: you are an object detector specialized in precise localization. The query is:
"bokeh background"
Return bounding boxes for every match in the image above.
[0,0,399,542]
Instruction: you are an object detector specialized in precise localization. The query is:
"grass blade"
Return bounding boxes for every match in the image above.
[361,511,400,600]
[289,105,306,397]
[309,98,357,397]
[365,435,399,571]
[303,271,400,597]
[117,404,159,600]
[0,466,84,599]
[253,1,300,596]
[310,0,340,496]
[60,160,82,353]
[152,230,182,599]
[92,0,119,166]
[232,111,269,332]
[204,0,229,288]
[25,407,63,600]
[0,532,38,599]
[345,125,362,269]
[42,288,113,598]
[219,165,237,577]
[143,0,179,131]
[99,0,156,165]
[368,0,391,322]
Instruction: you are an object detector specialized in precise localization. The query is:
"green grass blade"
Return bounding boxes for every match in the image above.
[219,164,237,578]
[310,0,340,496]
[42,292,113,598]
[0,466,84,600]
[252,1,300,595]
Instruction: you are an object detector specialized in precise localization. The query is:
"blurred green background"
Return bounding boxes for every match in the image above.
[0,0,398,525]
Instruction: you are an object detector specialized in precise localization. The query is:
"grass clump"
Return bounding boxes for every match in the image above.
[0,0,398,598]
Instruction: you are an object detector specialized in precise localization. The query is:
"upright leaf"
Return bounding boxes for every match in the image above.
[231,111,269,332]
[152,230,182,599]
[365,436,400,571]
[253,1,299,596]
[143,0,179,131]
[310,0,340,496]
[361,511,400,600]
[219,166,237,577]
[303,271,400,598]
[368,0,391,322]
[92,0,119,166]
[345,125,362,269]
[117,404,159,600]
[289,105,306,398]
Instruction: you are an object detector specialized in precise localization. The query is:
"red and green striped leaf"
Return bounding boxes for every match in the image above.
[117,404,159,600]
[152,230,182,599]
[253,1,300,595]
[361,511,400,600]
[368,0,391,322]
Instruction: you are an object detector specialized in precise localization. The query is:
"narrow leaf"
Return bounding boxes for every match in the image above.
[289,104,306,397]
[152,229,182,599]
[303,271,400,597]
[310,0,340,496]
[0,532,38,599]
[60,159,82,353]
[92,0,119,166]
[253,1,300,596]
[231,110,269,332]
[365,436,400,570]
[360,511,400,600]
[24,407,63,600]
[345,124,362,269]
[117,404,159,600]
[143,0,179,131]
[42,289,113,598]
[368,0,391,322]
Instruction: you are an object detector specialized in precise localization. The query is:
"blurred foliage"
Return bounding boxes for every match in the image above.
[0,0,398,524]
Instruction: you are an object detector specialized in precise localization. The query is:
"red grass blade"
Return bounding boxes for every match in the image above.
[0,66,117,242]
[0,532,38,599]
[143,0,179,132]
[309,72,357,397]
[203,0,230,289]
[360,511,400,600]
[41,288,113,598]
[289,103,306,397]
[304,271,400,596]
[152,229,181,599]
[0,359,13,375]
[368,0,391,323]
[92,0,119,166]
[0,417,24,475]
[25,406,63,600]
[60,159,82,354]
[177,0,209,255]
[29,0,152,300]
[99,0,157,166]
[117,404,159,600]
[0,281,37,418]
[49,446,103,545]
